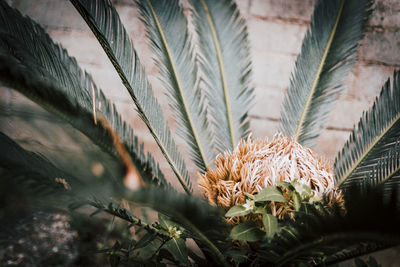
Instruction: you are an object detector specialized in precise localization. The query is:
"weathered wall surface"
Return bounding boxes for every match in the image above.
[3,0,400,185]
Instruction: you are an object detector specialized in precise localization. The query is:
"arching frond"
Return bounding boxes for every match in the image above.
[280,0,373,147]
[87,198,168,239]
[257,186,400,266]
[136,0,214,172]
[0,1,168,189]
[0,131,151,237]
[70,0,192,193]
[0,132,81,200]
[335,72,400,187]
[343,140,400,191]
[190,0,254,152]
[122,187,231,266]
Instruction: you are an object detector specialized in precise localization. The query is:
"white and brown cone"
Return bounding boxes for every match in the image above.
[199,135,344,224]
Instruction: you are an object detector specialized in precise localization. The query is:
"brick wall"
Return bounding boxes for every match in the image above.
[3,0,400,187]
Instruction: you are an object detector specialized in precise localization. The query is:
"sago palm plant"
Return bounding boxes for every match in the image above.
[0,0,399,266]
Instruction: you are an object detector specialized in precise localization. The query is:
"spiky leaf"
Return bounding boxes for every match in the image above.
[190,0,254,151]
[280,0,373,147]
[359,140,400,187]
[70,0,192,193]
[136,0,214,172]
[88,198,166,238]
[335,72,400,187]
[0,1,167,188]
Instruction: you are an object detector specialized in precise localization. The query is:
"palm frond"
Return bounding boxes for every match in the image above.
[326,244,388,266]
[0,130,143,235]
[87,198,167,237]
[257,186,400,266]
[335,71,400,187]
[279,0,373,147]
[0,1,168,189]
[121,187,231,266]
[136,0,214,172]
[70,0,192,194]
[190,0,254,151]
[0,131,80,199]
[343,140,400,191]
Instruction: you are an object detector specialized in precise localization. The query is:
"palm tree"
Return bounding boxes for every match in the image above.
[0,0,399,266]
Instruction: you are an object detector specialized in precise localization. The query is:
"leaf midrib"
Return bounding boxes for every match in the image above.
[338,113,400,186]
[200,0,236,149]
[170,238,186,262]
[235,227,257,238]
[381,165,400,184]
[146,0,208,171]
[294,0,345,141]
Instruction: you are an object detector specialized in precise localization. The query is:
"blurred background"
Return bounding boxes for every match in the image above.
[0,0,399,266]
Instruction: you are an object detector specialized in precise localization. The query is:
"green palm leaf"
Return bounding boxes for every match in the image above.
[87,198,168,241]
[280,0,372,147]
[135,0,214,172]
[190,0,254,151]
[70,0,192,194]
[342,140,400,191]
[0,131,155,238]
[121,187,230,266]
[0,131,82,200]
[258,186,400,266]
[335,71,400,187]
[0,1,167,188]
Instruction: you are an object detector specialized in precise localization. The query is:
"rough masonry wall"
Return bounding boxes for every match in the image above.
[4,0,400,185]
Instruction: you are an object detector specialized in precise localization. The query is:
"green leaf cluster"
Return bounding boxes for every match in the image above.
[226,181,324,242]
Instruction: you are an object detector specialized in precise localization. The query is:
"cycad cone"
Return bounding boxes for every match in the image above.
[199,135,343,224]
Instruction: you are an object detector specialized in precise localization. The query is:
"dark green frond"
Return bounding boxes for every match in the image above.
[353,256,383,267]
[70,0,192,193]
[343,140,400,192]
[136,0,214,172]
[87,198,167,238]
[280,0,373,147]
[257,186,400,266]
[122,187,231,266]
[327,244,388,266]
[0,1,168,189]
[190,0,254,151]
[335,71,400,187]
[0,132,80,198]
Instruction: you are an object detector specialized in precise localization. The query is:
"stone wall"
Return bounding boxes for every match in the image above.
[4,0,400,185]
